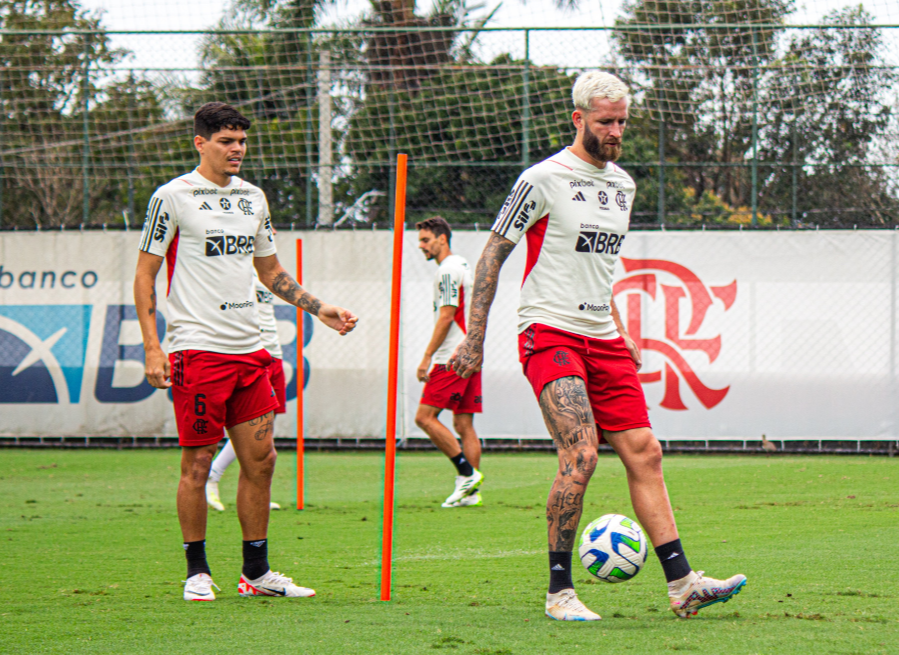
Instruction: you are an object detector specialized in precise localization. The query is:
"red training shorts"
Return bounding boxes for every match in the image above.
[268,357,287,415]
[170,349,280,447]
[420,364,482,415]
[518,324,650,436]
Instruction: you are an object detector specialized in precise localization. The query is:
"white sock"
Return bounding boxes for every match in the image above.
[667,570,698,597]
[208,439,237,483]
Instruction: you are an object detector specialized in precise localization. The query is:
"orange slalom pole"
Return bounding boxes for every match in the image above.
[381,153,407,601]
[296,238,305,511]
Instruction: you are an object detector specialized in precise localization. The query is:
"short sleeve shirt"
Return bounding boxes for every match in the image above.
[491,147,636,339]
[139,169,277,354]
[254,274,283,360]
[432,254,473,365]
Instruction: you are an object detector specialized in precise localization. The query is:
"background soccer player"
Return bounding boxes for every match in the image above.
[134,102,357,602]
[206,270,287,512]
[449,73,746,621]
[414,217,483,508]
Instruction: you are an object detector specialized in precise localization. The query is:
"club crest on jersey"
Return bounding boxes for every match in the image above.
[576,231,625,255]
[238,198,254,216]
[205,234,256,257]
[615,191,628,211]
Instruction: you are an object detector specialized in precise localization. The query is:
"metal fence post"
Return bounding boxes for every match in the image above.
[127,75,136,228]
[318,50,333,226]
[750,27,759,227]
[791,119,798,227]
[522,29,531,168]
[388,70,396,225]
[0,67,4,228]
[305,32,314,228]
[82,36,91,225]
[658,120,665,226]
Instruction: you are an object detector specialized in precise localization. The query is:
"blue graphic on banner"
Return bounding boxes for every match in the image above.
[276,306,313,402]
[0,305,92,403]
[95,305,167,403]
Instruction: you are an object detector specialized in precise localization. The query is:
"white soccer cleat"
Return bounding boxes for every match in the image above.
[206,481,225,511]
[183,573,220,601]
[445,492,483,508]
[441,470,484,507]
[269,502,282,510]
[238,570,316,598]
[545,589,601,621]
[669,570,747,618]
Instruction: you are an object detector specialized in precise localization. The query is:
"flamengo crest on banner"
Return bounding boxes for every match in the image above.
[613,258,737,411]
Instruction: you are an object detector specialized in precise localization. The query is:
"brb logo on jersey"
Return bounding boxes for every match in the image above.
[576,229,625,255]
[0,305,92,403]
[205,234,256,256]
[613,258,737,411]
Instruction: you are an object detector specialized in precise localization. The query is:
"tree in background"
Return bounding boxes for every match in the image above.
[1,0,124,227]
[191,0,321,224]
[341,1,577,224]
[613,0,896,226]
[758,6,896,226]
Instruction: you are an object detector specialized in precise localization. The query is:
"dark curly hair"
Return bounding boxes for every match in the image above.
[194,102,251,139]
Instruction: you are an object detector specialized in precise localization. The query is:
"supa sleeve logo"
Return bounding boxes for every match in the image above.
[613,258,737,411]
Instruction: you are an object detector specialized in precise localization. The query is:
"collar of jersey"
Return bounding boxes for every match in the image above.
[560,147,614,176]
[188,168,242,190]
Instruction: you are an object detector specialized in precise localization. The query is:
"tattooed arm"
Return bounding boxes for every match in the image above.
[447,232,517,378]
[133,251,171,389]
[254,254,358,335]
[610,297,642,370]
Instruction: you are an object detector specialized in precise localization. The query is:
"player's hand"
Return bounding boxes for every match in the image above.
[623,333,642,371]
[318,304,359,335]
[144,346,172,389]
[447,336,483,379]
[417,355,432,382]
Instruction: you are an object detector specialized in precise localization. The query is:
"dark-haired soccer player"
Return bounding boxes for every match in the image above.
[134,102,357,602]
[206,270,287,513]
[414,217,483,507]
[449,72,746,621]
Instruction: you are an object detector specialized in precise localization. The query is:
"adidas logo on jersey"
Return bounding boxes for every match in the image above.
[572,191,587,202]
[198,202,213,210]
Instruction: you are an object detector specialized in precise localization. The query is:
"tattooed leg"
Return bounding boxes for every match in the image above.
[539,376,599,552]
[229,412,277,540]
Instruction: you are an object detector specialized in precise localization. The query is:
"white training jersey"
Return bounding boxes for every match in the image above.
[431,254,473,365]
[491,147,636,339]
[139,169,277,354]
[254,274,283,360]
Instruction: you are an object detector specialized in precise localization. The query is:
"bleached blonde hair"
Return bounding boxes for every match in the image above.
[572,71,630,111]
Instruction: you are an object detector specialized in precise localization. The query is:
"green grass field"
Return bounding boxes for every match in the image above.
[1,450,896,654]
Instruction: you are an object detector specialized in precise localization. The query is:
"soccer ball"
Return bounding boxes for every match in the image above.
[578,513,648,583]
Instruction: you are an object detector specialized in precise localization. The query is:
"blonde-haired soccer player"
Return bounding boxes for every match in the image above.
[450,71,746,621]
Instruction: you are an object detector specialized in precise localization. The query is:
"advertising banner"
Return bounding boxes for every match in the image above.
[1,230,896,440]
